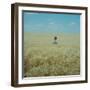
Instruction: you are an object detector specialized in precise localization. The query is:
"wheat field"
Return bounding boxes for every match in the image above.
[24,32,80,77]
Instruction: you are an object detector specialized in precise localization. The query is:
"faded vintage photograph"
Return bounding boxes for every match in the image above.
[23,11,80,77]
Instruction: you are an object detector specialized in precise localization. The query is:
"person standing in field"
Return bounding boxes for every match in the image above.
[54,36,58,44]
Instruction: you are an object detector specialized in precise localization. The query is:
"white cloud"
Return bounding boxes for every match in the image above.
[49,22,55,25]
[68,22,76,26]
[71,22,76,25]
[48,19,52,21]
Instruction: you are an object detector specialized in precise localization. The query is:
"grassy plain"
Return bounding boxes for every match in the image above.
[24,32,80,77]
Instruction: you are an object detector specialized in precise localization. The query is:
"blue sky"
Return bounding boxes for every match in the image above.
[23,11,80,33]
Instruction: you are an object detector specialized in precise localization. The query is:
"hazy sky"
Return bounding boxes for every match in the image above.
[23,11,80,33]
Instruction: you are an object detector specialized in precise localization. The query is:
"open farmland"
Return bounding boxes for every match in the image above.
[24,32,80,77]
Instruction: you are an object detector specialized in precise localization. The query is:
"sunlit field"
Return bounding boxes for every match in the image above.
[23,32,80,77]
